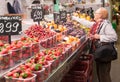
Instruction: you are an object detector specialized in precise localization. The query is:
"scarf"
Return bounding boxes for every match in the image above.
[90,20,103,35]
[89,20,103,50]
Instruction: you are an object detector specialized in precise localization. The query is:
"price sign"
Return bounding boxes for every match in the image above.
[0,16,22,35]
[31,6,44,22]
[60,11,67,22]
[54,12,60,24]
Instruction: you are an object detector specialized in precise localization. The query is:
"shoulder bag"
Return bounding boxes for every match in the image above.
[93,23,118,62]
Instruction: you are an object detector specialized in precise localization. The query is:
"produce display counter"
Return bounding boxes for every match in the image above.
[0,35,89,82]
[45,37,89,82]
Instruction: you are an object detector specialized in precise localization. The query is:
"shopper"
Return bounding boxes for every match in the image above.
[72,7,118,82]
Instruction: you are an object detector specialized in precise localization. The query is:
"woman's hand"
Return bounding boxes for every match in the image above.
[88,33,100,40]
[93,34,100,39]
[88,33,94,40]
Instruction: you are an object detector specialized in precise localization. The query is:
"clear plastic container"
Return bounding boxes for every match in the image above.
[56,33,62,42]
[4,74,37,82]
[40,39,47,48]
[48,57,59,72]
[0,53,10,70]
[52,35,57,46]
[47,60,55,72]
[22,45,31,60]
[0,36,9,43]
[77,40,81,47]
[31,42,40,56]
[10,48,22,65]
[47,37,53,48]
[62,30,67,36]
[32,68,45,82]
[55,56,60,68]
[68,46,73,55]
[71,42,76,52]
[43,63,51,80]
[60,52,66,62]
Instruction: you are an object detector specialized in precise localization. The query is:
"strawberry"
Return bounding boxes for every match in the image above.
[0,41,4,46]
[20,72,28,79]
[13,73,19,78]
[6,72,13,77]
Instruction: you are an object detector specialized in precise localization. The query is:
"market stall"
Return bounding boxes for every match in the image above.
[0,0,113,82]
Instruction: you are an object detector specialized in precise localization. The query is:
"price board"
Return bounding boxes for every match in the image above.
[54,12,60,24]
[60,11,67,22]
[31,6,44,22]
[0,16,22,35]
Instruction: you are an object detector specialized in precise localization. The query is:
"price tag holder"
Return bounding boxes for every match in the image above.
[60,11,67,22]
[54,12,60,24]
[0,16,22,44]
[0,16,22,35]
[31,6,44,23]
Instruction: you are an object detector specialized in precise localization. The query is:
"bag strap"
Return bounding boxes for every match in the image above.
[96,22,104,34]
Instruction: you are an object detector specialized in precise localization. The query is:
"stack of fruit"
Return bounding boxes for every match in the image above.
[3,39,76,82]
[24,24,57,48]
[62,36,80,51]
[9,41,23,65]
[5,64,37,82]
[20,37,40,59]
[69,28,86,38]
[55,43,72,62]
[47,21,68,35]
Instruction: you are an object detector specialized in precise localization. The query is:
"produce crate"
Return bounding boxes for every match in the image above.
[79,54,93,74]
[70,61,89,82]
[61,61,89,82]
[87,70,93,82]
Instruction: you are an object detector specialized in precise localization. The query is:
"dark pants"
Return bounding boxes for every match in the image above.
[96,61,111,82]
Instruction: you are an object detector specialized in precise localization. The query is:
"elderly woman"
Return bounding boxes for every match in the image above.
[72,7,118,82]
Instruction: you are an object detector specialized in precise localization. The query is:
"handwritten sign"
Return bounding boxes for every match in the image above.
[0,16,22,35]
[31,6,44,22]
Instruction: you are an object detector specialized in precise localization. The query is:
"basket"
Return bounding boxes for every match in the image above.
[61,54,93,82]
